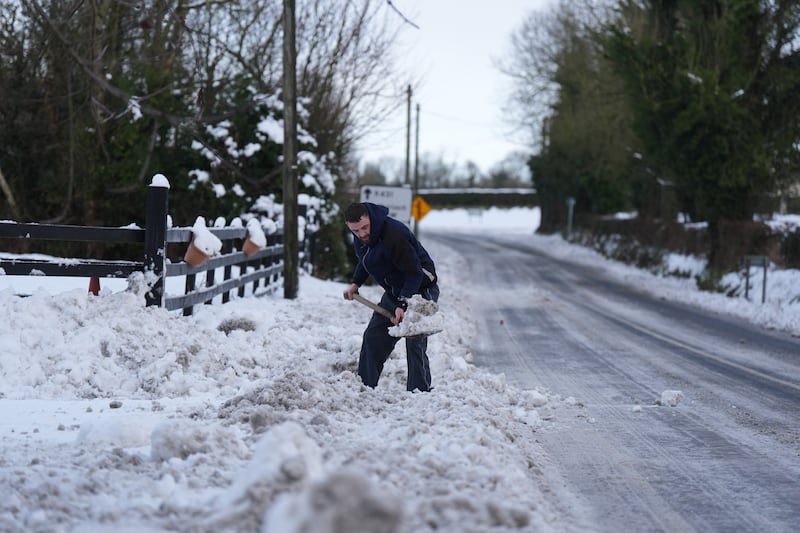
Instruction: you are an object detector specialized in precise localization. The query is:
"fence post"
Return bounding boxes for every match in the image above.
[144,176,169,307]
[744,261,751,301]
[222,240,233,303]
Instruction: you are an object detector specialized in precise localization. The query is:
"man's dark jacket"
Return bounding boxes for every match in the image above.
[350,202,436,300]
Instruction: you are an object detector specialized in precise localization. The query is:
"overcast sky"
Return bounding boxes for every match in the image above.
[357,0,555,174]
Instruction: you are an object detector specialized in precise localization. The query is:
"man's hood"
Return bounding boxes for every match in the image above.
[364,202,389,244]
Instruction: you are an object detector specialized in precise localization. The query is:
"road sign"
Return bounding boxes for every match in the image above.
[412,196,431,222]
[360,185,412,225]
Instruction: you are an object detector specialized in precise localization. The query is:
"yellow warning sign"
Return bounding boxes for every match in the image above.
[412,196,432,222]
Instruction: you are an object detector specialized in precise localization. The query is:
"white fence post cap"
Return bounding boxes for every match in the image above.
[150,174,171,189]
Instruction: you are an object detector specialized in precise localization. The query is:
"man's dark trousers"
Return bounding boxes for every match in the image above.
[357,284,440,392]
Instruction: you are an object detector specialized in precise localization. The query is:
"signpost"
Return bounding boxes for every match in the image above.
[743,255,769,303]
[566,197,576,237]
[360,185,413,225]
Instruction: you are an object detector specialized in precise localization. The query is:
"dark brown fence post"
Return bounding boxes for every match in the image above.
[205,265,215,305]
[184,273,196,316]
[222,240,234,303]
[144,177,169,307]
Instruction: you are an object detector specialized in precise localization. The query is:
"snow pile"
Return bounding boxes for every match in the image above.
[2,206,799,532]
[190,215,223,256]
[0,236,570,532]
[246,217,268,247]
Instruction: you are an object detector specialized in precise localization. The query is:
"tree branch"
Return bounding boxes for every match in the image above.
[385,0,419,29]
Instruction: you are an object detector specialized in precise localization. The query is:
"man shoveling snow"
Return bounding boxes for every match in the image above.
[342,202,440,392]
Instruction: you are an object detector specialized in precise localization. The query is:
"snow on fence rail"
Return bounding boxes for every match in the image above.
[0,179,313,316]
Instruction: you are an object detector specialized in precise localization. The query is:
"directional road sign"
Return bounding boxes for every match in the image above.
[360,185,412,225]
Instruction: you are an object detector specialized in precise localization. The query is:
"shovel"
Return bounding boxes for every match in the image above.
[351,293,443,338]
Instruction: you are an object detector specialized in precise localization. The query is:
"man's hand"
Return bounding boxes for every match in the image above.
[392,307,405,326]
[343,283,359,300]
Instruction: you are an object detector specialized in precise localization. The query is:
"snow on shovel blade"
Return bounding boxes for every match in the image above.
[388,295,443,338]
[388,309,443,337]
[351,293,442,338]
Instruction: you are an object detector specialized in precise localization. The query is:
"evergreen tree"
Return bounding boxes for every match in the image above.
[604,0,800,268]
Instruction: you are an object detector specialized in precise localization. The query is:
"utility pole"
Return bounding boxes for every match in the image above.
[413,103,420,235]
[282,0,298,299]
[405,84,412,185]
[414,103,420,190]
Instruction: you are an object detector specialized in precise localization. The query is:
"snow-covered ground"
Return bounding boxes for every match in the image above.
[1,207,798,532]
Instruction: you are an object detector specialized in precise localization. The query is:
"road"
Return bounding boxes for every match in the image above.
[433,232,800,533]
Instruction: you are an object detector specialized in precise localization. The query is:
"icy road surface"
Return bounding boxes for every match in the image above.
[435,232,800,533]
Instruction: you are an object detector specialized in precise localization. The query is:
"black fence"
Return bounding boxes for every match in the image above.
[0,182,312,315]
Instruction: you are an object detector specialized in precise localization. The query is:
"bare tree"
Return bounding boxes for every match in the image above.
[496,6,562,150]
[295,0,417,155]
[497,0,617,151]
[182,0,414,157]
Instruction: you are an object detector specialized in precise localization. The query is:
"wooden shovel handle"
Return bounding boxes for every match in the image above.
[352,293,395,320]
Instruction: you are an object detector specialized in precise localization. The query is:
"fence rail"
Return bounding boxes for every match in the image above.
[0,179,309,315]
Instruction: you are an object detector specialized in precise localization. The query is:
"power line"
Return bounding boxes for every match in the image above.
[423,109,501,129]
